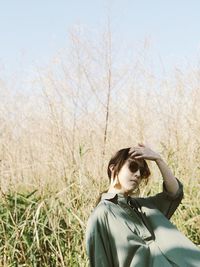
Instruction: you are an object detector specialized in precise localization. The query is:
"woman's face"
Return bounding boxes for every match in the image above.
[117,159,144,194]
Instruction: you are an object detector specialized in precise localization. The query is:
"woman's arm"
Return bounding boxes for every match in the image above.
[155,157,179,196]
[129,143,179,196]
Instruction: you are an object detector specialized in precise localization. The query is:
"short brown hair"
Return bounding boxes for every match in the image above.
[107,147,151,181]
[95,147,151,206]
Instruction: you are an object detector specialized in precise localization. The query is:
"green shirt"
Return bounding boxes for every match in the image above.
[86,178,200,267]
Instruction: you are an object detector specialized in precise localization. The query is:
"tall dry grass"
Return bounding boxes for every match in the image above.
[0,26,199,266]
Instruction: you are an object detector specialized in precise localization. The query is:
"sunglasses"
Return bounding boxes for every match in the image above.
[128,160,147,178]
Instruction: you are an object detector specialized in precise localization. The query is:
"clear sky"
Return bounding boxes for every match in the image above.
[1,0,200,81]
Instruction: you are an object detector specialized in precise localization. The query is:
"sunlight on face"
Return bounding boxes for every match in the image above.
[117,159,144,194]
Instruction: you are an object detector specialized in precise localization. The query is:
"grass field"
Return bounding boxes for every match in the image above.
[0,30,200,266]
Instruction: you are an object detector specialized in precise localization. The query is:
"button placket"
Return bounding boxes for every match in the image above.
[126,198,154,240]
[118,201,149,238]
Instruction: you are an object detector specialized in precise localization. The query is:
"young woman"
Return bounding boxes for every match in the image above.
[86,143,200,267]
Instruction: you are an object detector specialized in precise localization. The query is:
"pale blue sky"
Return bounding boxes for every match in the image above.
[1,0,200,80]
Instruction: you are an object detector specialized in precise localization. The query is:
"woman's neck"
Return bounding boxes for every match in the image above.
[107,186,139,197]
[107,187,129,196]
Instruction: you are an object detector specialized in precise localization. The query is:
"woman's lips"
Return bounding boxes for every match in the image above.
[130,180,138,185]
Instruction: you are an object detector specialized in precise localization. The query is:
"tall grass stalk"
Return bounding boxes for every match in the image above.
[0,27,199,265]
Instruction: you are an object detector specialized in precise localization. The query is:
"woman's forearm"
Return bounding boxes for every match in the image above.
[129,143,180,196]
[155,157,179,196]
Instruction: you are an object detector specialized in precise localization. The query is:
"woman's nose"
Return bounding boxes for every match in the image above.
[135,169,141,177]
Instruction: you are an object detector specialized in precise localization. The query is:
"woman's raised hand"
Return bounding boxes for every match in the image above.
[129,143,161,161]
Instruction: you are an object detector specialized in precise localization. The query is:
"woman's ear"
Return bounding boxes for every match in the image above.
[109,164,115,172]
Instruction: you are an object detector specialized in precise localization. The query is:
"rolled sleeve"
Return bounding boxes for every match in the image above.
[162,177,184,200]
[146,178,184,219]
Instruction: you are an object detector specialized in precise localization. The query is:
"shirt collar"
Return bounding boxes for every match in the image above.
[101,192,129,202]
[101,192,117,200]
